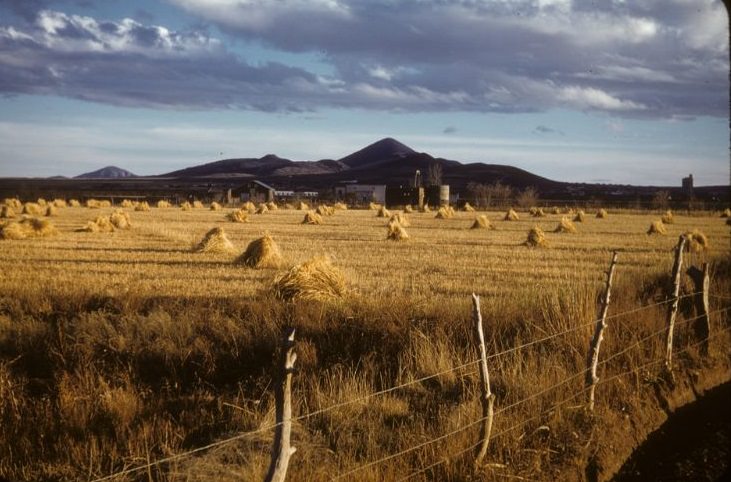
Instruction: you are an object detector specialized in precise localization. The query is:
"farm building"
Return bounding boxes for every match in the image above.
[233,180,275,203]
[334,182,386,205]
[385,186,424,208]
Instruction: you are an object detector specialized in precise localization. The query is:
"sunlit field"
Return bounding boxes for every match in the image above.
[1,201,729,481]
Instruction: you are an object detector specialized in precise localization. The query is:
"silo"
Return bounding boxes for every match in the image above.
[439,185,450,206]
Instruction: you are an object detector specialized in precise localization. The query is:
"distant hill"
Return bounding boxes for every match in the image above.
[75,166,137,179]
[158,137,561,191]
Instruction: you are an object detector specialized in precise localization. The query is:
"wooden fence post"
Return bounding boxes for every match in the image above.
[665,236,687,372]
[687,262,710,356]
[585,251,618,412]
[471,293,495,470]
[265,327,297,482]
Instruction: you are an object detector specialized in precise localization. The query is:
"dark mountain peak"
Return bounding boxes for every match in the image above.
[261,154,282,161]
[75,166,137,179]
[338,137,417,168]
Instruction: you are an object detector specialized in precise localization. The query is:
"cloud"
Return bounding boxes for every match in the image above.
[443,126,457,134]
[534,125,564,136]
[0,1,726,116]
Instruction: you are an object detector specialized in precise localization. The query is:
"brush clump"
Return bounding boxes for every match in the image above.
[647,220,667,235]
[235,234,284,268]
[376,206,391,218]
[504,209,519,221]
[596,208,608,219]
[193,227,235,253]
[554,216,577,233]
[524,225,548,247]
[386,221,410,241]
[661,210,674,224]
[683,230,708,252]
[272,255,347,302]
[227,209,249,223]
[471,215,494,230]
[573,210,586,222]
[462,202,475,212]
[302,211,323,225]
[1,217,58,240]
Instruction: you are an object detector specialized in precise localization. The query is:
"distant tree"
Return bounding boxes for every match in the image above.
[516,186,539,208]
[427,162,443,186]
[651,190,671,210]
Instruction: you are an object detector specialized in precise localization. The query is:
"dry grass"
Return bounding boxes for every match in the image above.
[504,208,519,221]
[524,225,548,247]
[302,211,324,225]
[554,216,577,233]
[661,210,674,224]
[0,217,58,239]
[648,220,667,235]
[470,215,493,230]
[227,209,250,223]
[272,255,347,301]
[683,229,709,252]
[386,221,410,241]
[596,208,608,218]
[193,227,235,253]
[235,234,284,268]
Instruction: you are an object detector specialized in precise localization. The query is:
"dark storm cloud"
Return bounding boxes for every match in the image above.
[0,1,726,116]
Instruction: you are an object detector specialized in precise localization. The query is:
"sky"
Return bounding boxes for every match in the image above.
[0,0,728,186]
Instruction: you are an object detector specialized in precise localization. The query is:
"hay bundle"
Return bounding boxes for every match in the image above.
[387,221,409,241]
[266,201,279,211]
[210,202,222,211]
[181,201,192,211]
[420,204,431,213]
[721,208,731,218]
[134,201,150,212]
[316,205,334,216]
[193,227,235,253]
[504,209,519,221]
[334,202,348,210]
[683,230,708,252]
[552,206,561,215]
[22,202,44,215]
[596,209,608,219]
[45,205,58,217]
[463,202,475,212]
[192,200,204,209]
[389,212,410,227]
[69,199,80,207]
[109,210,131,230]
[52,199,67,208]
[435,207,453,219]
[37,198,47,207]
[529,207,545,217]
[524,225,548,247]
[566,208,576,215]
[1,206,16,219]
[369,202,380,210]
[376,206,391,218]
[573,210,586,222]
[554,216,577,233]
[255,204,269,214]
[302,211,323,225]
[1,217,58,239]
[404,205,413,213]
[227,209,249,223]
[157,200,171,208]
[98,200,112,208]
[661,210,674,224]
[79,215,115,233]
[471,215,493,230]
[121,199,135,208]
[446,206,456,216]
[86,199,100,208]
[272,256,346,302]
[647,220,667,235]
[3,198,22,209]
[297,201,309,211]
[236,234,283,268]
[284,203,295,209]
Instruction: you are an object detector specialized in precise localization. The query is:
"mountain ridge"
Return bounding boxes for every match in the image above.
[75,166,137,179]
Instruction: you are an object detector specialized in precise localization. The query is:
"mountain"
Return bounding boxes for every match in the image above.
[75,166,137,179]
[338,137,416,168]
[161,154,348,178]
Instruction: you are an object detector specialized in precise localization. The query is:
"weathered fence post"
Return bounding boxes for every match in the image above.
[665,236,687,372]
[471,293,495,470]
[585,251,618,412]
[687,262,710,356]
[265,327,297,482]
